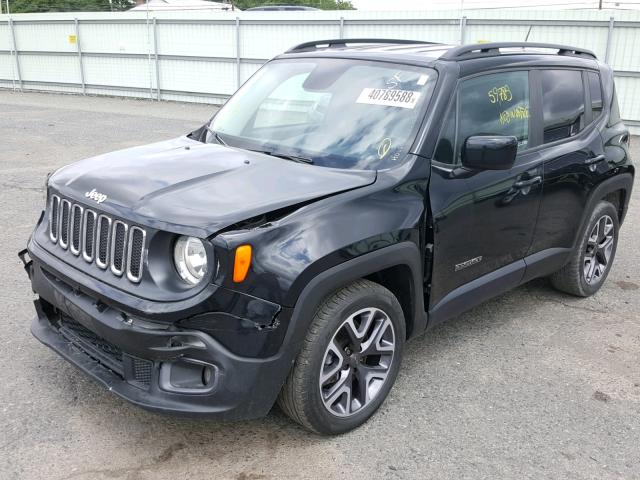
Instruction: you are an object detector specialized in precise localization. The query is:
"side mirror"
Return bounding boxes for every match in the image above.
[461,135,518,170]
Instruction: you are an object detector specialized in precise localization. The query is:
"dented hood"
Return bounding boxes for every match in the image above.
[49,137,376,236]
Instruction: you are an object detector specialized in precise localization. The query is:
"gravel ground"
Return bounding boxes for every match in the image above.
[0,90,638,480]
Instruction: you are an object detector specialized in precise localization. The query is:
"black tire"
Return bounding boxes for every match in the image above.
[277,279,406,435]
[550,201,619,297]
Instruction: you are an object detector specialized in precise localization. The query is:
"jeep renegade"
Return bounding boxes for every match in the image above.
[20,40,634,434]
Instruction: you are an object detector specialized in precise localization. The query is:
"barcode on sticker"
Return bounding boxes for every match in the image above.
[356,88,421,109]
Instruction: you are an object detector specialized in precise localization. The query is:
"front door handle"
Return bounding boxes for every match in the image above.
[584,154,606,165]
[513,176,542,188]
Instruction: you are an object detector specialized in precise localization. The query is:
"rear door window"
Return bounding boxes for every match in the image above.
[541,70,585,143]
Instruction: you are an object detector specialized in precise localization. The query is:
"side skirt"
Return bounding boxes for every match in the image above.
[426,247,571,329]
[427,260,525,329]
[521,247,572,284]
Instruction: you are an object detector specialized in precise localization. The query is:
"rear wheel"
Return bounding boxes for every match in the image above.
[277,279,405,435]
[550,201,619,297]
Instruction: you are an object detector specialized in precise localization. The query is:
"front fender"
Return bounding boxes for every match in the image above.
[217,164,429,309]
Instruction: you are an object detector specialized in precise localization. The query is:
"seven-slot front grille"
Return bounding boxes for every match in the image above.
[48,194,146,283]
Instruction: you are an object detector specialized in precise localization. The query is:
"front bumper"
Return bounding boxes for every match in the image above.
[22,240,296,420]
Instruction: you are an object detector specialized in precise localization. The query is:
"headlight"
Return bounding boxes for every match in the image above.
[173,236,208,285]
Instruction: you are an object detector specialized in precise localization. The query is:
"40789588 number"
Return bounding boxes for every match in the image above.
[368,89,415,103]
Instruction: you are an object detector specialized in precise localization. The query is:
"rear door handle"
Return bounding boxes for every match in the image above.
[514,176,542,188]
[584,154,605,165]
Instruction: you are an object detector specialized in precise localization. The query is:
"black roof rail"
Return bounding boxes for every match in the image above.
[440,42,597,60]
[286,38,441,53]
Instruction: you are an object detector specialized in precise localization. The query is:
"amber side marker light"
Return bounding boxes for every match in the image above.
[233,245,252,283]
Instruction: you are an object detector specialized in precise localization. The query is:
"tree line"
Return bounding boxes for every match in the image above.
[3,0,354,14]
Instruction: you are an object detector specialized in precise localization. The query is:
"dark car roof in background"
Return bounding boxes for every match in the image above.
[246,5,320,10]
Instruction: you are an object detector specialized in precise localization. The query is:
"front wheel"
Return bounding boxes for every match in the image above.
[277,279,405,435]
[550,200,619,297]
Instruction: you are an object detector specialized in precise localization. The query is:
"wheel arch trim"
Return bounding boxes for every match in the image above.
[284,242,427,354]
[573,172,634,251]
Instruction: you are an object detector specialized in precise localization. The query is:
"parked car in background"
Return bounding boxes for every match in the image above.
[20,40,633,434]
[246,5,319,10]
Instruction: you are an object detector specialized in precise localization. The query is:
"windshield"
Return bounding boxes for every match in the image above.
[208,58,436,170]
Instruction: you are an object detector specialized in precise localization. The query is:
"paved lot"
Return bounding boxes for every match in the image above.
[1,90,639,480]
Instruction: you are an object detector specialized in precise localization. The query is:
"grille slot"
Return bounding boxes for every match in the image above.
[59,199,71,249]
[127,227,146,283]
[49,195,60,242]
[82,210,97,262]
[96,215,112,269]
[111,221,128,276]
[70,204,83,255]
[47,194,146,284]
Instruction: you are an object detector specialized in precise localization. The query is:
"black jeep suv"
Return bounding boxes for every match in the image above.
[21,40,633,434]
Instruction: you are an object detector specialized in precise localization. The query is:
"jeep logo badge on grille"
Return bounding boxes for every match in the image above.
[85,188,107,204]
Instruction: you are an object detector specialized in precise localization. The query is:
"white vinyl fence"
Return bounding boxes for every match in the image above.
[1,8,640,133]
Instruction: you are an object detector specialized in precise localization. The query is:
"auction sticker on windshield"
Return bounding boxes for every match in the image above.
[356,88,421,109]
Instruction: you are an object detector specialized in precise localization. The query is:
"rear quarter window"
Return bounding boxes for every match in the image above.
[608,85,622,126]
[587,71,603,118]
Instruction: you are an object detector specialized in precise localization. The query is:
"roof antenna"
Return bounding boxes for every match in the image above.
[524,25,533,42]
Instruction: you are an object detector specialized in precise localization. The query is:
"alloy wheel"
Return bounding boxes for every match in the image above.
[584,214,615,285]
[319,307,396,417]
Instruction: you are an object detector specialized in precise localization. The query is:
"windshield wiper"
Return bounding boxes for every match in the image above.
[204,132,312,164]
[274,153,314,164]
[248,149,314,164]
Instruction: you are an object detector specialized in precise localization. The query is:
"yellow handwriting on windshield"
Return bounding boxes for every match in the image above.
[378,138,392,159]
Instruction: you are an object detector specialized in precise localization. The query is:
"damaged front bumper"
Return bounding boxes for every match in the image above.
[21,239,295,420]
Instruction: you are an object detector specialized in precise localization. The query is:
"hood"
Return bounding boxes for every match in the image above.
[49,136,376,236]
